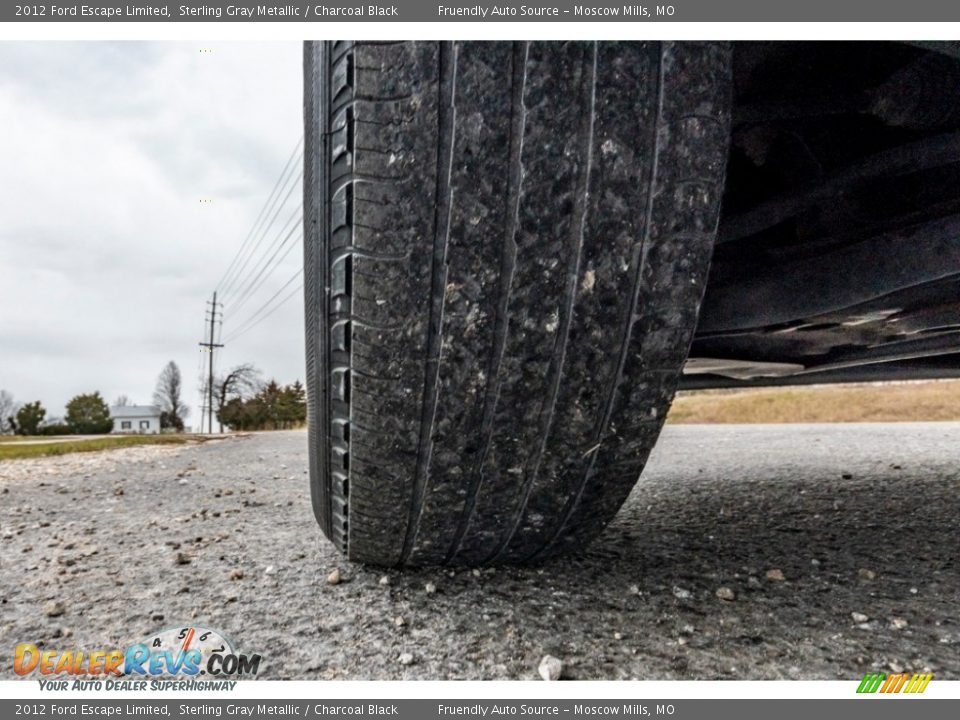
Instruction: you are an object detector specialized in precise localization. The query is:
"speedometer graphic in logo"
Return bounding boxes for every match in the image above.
[145,626,234,675]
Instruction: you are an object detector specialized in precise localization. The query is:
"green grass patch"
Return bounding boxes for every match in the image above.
[0,434,208,461]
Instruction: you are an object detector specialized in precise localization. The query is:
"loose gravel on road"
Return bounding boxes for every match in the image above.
[1,425,957,680]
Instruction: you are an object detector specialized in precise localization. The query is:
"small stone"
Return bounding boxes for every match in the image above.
[890,617,908,630]
[581,269,597,293]
[229,568,244,581]
[151,613,164,622]
[113,488,124,496]
[613,632,623,640]
[628,584,640,595]
[394,616,406,628]
[910,587,918,595]
[397,652,414,666]
[327,568,342,585]
[174,552,191,566]
[672,586,692,600]
[715,587,736,602]
[810,558,821,566]
[378,575,390,586]
[765,569,786,582]
[538,654,563,681]
[858,568,876,581]
[545,311,559,333]
[264,565,276,576]
[44,601,66,618]
[841,472,853,480]
[851,612,869,623]
[747,576,762,589]
[424,582,437,594]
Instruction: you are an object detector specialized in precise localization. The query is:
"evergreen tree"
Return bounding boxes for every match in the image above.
[15,401,46,435]
[65,392,112,434]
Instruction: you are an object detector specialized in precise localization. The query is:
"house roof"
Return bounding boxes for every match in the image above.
[111,405,162,418]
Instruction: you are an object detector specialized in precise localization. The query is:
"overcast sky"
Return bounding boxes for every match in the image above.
[0,42,304,428]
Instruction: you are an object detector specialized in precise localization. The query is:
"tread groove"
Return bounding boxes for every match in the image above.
[530,42,667,560]
[486,42,598,564]
[400,42,458,566]
[445,41,530,564]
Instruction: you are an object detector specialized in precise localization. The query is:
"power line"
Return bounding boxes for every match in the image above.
[220,170,301,308]
[224,214,302,319]
[206,139,304,397]
[222,269,304,344]
[215,137,303,297]
[224,279,303,345]
[219,155,302,306]
[216,144,301,298]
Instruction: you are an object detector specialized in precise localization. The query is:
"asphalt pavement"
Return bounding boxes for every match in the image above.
[1,424,957,680]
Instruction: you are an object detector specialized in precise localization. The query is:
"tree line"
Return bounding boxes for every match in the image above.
[205,363,306,432]
[0,360,190,435]
[1,361,306,435]
[2,391,115,435]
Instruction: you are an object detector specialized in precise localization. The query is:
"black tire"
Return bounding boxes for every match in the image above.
[303,41,731,566]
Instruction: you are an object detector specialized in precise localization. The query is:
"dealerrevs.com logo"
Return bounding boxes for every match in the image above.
[14,625,262,691]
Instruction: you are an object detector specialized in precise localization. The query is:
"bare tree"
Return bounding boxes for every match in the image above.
[153,361,189,432]
[114,394,132,407]
[0,390,19,434]
[208,364,261,433]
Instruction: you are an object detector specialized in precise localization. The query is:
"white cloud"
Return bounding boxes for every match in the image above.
[0,42,305,427]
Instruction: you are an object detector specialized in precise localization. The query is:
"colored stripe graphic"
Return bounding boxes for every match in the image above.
[857,672,886,693]
[905,673,934,693]
[857,672,933,694]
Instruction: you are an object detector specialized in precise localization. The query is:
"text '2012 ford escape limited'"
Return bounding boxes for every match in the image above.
[302,41,960,566]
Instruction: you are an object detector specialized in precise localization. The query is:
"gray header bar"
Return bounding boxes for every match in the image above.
[1,699,959,720]
[6,0,960,22]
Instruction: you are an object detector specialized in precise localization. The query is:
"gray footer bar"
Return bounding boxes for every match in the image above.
[3,699,957,720]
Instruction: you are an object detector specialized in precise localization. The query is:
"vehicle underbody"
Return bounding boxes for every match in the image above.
[686,41,960,388]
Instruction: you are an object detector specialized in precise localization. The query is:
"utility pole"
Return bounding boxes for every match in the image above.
[199,292,224,434]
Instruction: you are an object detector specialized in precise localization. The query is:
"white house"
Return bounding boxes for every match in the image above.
[111,405,162,434]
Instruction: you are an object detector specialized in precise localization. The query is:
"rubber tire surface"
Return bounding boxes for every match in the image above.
[304,41,731,567]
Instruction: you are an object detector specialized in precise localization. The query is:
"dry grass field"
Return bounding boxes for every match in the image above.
[668,379,960,424]
[0,434,207,461]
